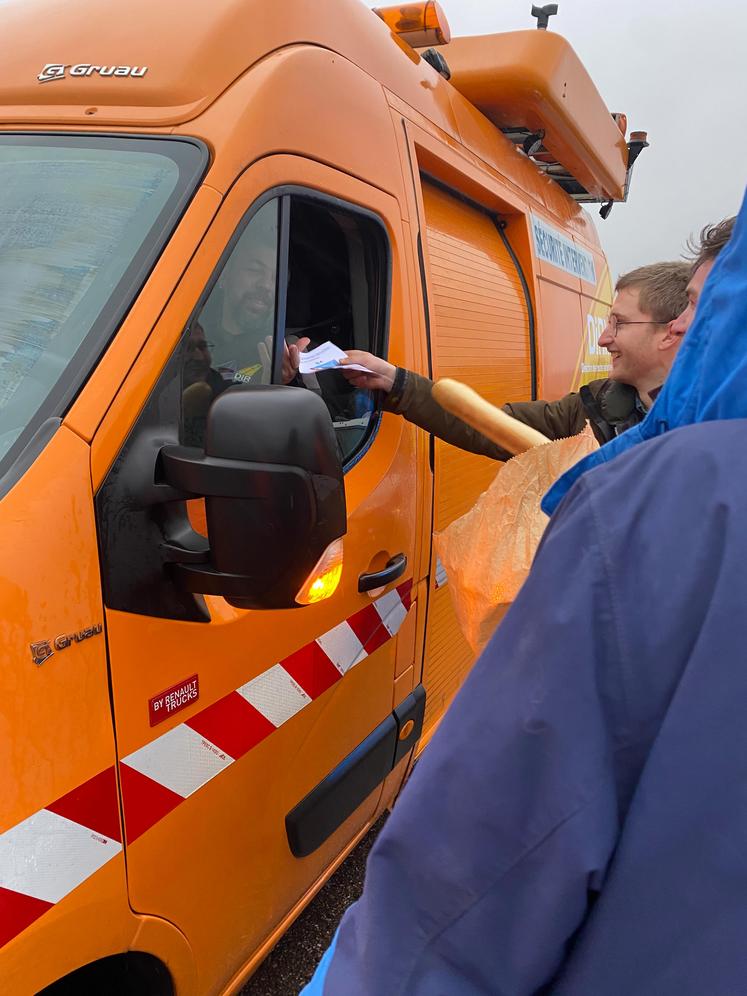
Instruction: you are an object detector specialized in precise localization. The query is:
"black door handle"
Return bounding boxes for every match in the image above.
[358,553,407,593]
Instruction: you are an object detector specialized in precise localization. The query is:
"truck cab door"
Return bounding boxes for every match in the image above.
[92,158,424,991]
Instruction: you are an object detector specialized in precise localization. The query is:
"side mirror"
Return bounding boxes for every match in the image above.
[158,385,346,609]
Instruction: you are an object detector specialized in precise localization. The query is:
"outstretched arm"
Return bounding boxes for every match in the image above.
[340,352,512,461]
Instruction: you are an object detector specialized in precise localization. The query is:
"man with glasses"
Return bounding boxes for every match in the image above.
[340,262,689,456]
[590,262,688,432]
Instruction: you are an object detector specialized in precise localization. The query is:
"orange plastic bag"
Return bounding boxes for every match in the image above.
[434,427,598,653]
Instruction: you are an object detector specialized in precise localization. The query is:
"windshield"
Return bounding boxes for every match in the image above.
[0,135,206,475]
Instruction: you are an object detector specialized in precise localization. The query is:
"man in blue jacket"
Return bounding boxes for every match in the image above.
[303,189,747,995]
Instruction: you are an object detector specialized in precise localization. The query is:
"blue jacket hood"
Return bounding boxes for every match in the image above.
[543,186,746,515]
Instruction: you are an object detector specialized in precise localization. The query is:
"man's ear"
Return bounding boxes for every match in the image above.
[659,322,683,352]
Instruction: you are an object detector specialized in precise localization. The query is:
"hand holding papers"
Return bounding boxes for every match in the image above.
[298,341,374,375]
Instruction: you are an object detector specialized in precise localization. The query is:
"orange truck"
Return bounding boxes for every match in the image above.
[0,1,645,991]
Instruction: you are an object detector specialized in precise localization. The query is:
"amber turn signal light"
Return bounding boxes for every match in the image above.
[373,2,451,48]
[296,539,344,605]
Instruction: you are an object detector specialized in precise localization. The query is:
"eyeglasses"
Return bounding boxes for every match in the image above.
[605,315,668,337]
[187,339,215,352]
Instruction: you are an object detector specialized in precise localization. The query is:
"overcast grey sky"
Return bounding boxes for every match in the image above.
[365,0,744,280]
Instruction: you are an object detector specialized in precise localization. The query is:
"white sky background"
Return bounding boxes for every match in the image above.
[364,0,745,280]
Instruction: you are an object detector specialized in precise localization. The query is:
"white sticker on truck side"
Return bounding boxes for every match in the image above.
[531,215,596,284]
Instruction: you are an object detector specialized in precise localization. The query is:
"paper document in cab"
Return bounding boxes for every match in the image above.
[298,341,373,374]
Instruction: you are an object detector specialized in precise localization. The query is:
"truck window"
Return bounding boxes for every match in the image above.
[181,192,389,465]
[0,135,206,477]
[287,197,387,462]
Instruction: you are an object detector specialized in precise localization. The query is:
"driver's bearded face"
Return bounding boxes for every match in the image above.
[223,242,276,335]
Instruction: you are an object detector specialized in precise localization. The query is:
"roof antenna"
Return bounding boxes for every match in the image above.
[531,4,558,29]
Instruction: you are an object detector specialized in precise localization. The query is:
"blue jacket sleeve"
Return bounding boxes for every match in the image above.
[308,479,629,996]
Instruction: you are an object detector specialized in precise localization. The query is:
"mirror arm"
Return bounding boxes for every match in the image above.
[167,561,271,597]
[160,515,210,565]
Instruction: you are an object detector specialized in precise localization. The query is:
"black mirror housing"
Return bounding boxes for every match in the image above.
[160,385,346,609]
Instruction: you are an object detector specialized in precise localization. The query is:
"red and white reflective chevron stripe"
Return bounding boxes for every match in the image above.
[119,579,414,843]
[0,767,121,949]
[0,579,416,952]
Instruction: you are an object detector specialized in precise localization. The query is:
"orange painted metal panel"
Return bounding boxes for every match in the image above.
[0,428,112,834]
[424,185,531,412]
[0,0,459,135]
[1,860,197,995]
[175,46,407,200]
[419,180,530,731]
[0,427,147,987]
[421,571,475,736]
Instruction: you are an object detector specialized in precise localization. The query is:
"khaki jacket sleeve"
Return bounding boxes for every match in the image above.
[382,369,511,462]
[503,394,587,441]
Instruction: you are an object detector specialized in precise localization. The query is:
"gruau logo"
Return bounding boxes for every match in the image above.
[38,63,148,83]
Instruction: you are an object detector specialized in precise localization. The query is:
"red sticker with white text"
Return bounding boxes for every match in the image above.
[149,675,199,726]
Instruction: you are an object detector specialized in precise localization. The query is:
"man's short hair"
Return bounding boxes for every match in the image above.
[687,217,735,274]
[615,262,690,324]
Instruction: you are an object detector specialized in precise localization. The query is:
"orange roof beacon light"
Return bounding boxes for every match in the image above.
[373,2,451,48]
[296,538,344,605]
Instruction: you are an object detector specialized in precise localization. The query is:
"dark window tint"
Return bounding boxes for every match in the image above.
[286,197,387,462]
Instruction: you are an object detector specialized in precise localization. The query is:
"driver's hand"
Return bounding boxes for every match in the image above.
[285,336,310,384]
[339,351,396,392]
[259,335,311,384]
